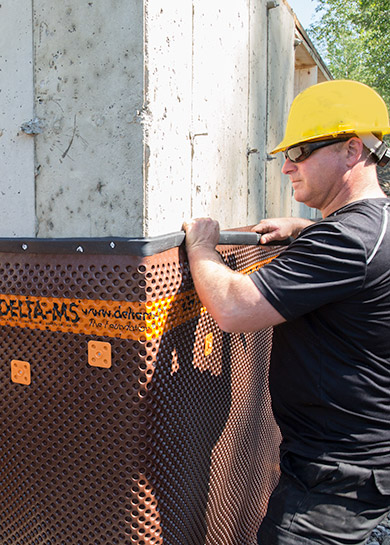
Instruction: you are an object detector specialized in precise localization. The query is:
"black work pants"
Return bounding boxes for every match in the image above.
[257,452,390,545]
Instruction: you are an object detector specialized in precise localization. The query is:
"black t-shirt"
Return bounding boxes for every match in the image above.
[250,198,390,467]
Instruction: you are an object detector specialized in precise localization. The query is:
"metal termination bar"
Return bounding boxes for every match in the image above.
[0,231,292,257]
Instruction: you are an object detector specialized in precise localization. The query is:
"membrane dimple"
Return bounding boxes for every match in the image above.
[0,241,281,545]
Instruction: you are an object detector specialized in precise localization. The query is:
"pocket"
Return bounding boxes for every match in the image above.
[279,451,303,485]
[280,452,339,490]
[302,461,339,490]
[373,468,390,496]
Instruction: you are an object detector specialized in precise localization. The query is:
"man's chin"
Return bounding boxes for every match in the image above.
[293,191,305,203]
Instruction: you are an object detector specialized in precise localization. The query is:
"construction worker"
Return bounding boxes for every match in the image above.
[183,80,390,545]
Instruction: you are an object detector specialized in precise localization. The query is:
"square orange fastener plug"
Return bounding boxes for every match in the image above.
[88,341,112,368]
[11,360,31,385]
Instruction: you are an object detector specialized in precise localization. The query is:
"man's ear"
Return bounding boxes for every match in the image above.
[345,137,364,167]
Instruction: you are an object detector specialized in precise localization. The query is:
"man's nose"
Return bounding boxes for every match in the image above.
[281,157,297,175]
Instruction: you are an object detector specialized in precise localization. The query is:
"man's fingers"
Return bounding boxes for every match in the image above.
[259,232,279,245]
[182,218,220,249]
[252,221,270,234]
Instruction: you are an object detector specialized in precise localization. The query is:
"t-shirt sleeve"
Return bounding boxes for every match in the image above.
[249,221,367,321]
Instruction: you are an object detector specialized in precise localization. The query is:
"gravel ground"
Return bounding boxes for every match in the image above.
[366,512,390,545]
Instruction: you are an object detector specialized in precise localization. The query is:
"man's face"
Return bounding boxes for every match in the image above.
[281,140,347,214]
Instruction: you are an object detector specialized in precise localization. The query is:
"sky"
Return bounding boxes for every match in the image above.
[287,0,319,30]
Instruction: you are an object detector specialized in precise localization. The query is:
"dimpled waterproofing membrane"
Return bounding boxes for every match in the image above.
[0,239,281,545]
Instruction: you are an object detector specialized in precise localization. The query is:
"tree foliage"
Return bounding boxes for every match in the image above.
[308,0,390,108]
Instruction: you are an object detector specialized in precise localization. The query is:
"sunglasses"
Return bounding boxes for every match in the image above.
[284,137,352,163]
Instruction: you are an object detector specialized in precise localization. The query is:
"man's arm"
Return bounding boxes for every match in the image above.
[183,218,285,333]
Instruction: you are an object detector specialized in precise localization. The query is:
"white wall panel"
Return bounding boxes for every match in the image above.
[34,1,144,237]
[143,0,193,237]
[0,1,35,236]
[190,0,250,230]
[0,0,326,238]
[266,2,295,218]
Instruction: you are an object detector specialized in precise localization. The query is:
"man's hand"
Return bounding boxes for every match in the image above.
[182,218,220,253]
[252,217,315,245]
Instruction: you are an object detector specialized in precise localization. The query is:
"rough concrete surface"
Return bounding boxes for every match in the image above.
[1,1,331,237]
[0,1,35,236]
[34,0,144,237]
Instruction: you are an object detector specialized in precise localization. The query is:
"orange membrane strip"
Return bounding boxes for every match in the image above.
[0,256,275,340]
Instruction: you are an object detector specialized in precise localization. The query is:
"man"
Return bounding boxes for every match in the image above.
[183,80,390,545]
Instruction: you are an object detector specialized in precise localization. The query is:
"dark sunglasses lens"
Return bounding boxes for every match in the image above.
[286,145,310,163]
[285,137,351,163]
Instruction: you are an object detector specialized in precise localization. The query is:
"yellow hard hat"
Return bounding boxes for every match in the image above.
[271,80,390,154]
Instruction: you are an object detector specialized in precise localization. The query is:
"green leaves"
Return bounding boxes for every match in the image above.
[309,0,390,108]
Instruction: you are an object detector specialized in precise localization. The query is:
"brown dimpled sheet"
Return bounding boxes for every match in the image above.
[0,236,281,545]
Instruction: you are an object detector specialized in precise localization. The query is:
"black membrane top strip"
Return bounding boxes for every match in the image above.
[0,231,291,256]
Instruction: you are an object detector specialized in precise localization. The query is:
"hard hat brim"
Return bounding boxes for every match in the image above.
[271,127,390,155]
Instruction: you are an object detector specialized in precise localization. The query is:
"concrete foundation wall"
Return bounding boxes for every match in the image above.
[265,2,295,219]
[247,0,268,223]
[34,1,145,237]
[0,1,35,237]
[190,1,250,230]
[0,0,328,238]
[144,0,261,236]
[143,1,193,236]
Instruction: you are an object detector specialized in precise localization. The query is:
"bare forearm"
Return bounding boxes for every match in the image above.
[183,217,285,332]
[186,245,284,332]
